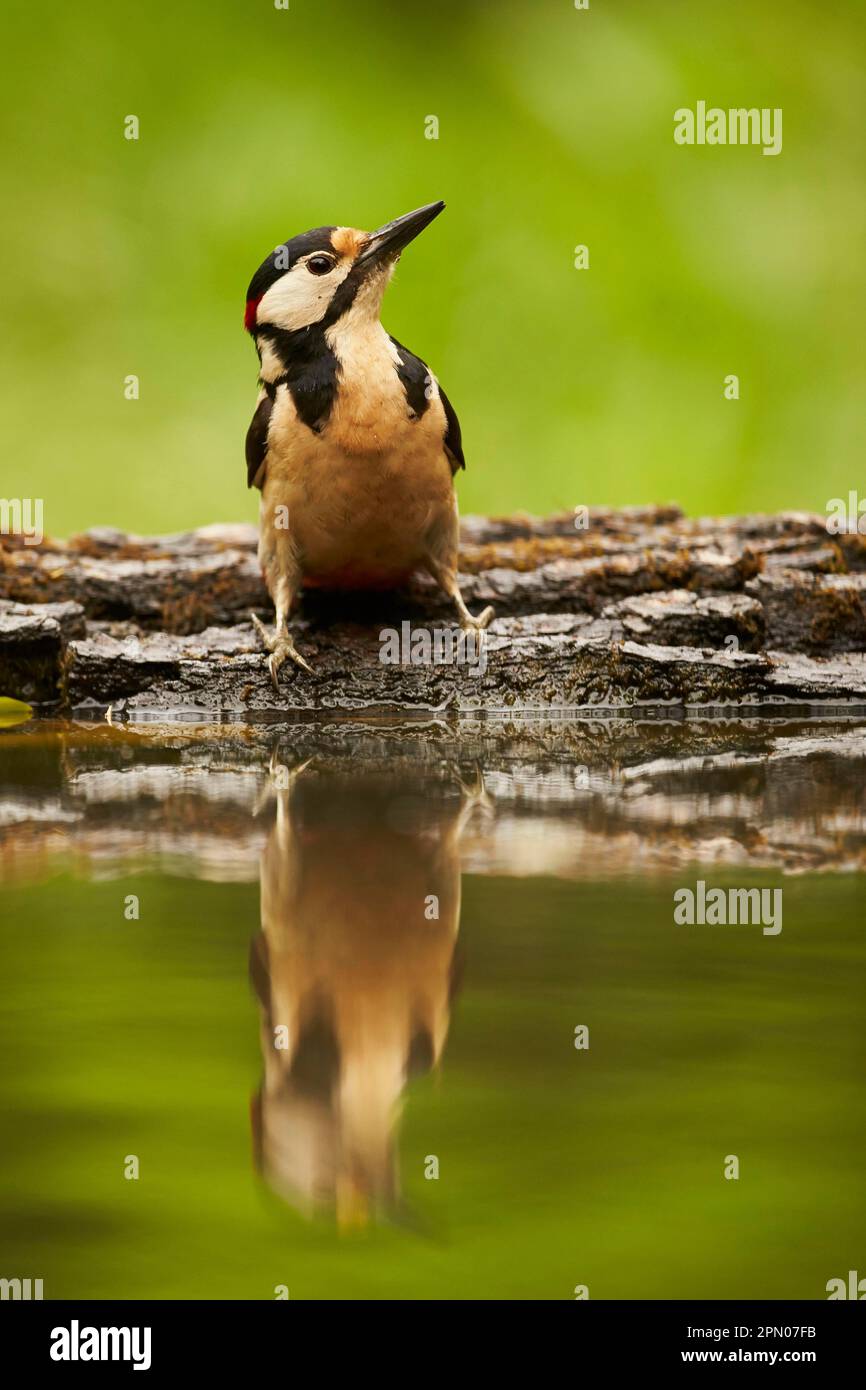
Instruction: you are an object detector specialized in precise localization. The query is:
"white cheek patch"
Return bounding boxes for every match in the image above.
[257,259,353,333]
[257,338,284,381]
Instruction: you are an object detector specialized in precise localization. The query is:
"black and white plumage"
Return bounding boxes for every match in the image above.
[243,201,492,683]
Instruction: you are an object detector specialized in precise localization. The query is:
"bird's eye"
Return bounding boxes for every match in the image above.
[307,255,334,276]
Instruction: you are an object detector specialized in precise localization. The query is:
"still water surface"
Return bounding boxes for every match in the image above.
[1,716,863,1299]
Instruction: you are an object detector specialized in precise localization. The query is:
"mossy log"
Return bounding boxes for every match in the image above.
[1,507,865,716]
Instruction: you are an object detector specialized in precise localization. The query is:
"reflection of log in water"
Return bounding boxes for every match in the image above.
[249,761,483,1222]
[1,718,864,1223]
[1,719,865,885]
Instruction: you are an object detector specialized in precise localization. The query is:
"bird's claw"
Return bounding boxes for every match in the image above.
[268,642,313,688]
[249,611,272,646]
[457,761,495,815]
[460,605,494,633]
[252,751,316,817]
[249,611,314,686]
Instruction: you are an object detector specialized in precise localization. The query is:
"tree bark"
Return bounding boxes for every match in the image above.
[2,507,865,715]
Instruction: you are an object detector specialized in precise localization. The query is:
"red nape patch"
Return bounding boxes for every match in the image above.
[244,296,262,332]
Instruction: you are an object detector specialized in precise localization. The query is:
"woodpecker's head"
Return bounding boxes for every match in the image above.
[244,200,445,341]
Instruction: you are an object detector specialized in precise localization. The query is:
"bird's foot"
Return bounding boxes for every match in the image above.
[457,761,495,815]
[249,612,313,688]
[452,762,495,840]
[252,750,316,817]
[459,605,494,633]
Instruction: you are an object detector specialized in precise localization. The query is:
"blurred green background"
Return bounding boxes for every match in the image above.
[1,0,864,537]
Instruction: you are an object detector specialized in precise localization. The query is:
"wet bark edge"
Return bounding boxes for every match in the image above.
[2,506,865,716]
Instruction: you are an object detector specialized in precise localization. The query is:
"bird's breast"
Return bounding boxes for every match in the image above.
[261,334,456,587]
[324,316,410,456]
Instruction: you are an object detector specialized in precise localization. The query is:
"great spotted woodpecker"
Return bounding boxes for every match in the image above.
[243,201,493,684]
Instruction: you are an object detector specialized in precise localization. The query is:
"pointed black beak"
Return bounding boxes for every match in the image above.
[355,201,445,270]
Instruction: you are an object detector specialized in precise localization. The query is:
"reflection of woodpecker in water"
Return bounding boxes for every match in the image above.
[249,753,491,1225]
